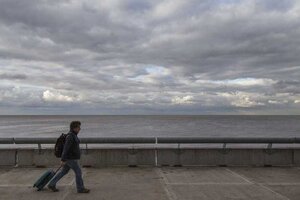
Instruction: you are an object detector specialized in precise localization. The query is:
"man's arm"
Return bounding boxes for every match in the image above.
[61,135,73,162]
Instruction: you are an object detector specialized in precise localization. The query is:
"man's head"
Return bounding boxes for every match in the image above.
[70,121,81,134]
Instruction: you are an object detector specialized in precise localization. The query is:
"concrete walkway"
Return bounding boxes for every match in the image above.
[0,166,299,200]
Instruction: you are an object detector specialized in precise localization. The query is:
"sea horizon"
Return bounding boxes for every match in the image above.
[1,115,299,138]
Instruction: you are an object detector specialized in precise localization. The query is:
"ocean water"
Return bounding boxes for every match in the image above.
[0,115,300,138]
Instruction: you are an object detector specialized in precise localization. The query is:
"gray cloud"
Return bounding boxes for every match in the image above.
[273,80,300,94]
[0,72,27,80]
[0,0,299,114]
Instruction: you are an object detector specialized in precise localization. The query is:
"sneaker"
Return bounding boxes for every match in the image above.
[78,188,90,193]
[48,185,59,192]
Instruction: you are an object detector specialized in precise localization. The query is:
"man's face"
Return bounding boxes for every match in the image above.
[73,126,81,134]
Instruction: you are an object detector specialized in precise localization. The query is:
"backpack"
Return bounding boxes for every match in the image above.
[54,133,68,158]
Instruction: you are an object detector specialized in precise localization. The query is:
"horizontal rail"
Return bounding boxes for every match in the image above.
[157,137,300,144]
[14,138,57,144]
[0,138,14,144]
[1,137,300,144]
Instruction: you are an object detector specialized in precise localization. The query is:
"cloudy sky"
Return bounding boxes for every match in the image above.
[0,0,300,115]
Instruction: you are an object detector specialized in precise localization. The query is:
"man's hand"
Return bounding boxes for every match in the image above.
[61,161,66,166]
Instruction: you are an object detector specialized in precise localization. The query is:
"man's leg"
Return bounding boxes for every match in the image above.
[48,164,70,188]
[67,160,85,192]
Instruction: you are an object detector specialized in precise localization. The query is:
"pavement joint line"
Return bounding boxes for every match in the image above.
[61,179,74,200]
[154,168,178,200]
[156,168,170,185]
[61,168,87,199]
[182,170,190,182]
[256,183,291,200]
[166,182,252,185]
[262,183,300,186]
[225,168,254,184]
[226,168,291,200]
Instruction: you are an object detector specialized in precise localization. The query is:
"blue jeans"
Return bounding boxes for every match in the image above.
[48,160,84,192]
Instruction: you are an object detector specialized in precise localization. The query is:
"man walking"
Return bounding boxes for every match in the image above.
[48,121,90,193]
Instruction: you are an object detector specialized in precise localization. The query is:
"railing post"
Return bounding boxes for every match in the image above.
[221,143,229,154]
[38,143,42,154]
[128,143,137,167]
[265,143,273,154]
[174,143,182,167]
[155,137,158,167]
[85,143,88,154]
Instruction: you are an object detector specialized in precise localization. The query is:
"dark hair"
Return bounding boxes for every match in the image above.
[70,121,81,130]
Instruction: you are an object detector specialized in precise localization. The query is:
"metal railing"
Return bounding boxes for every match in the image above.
[157,137,300,143]
[1,136,300,144]
[1,137,300,166]
[0,138,14,144]
[0,136,299,158]
[1,136,299,148]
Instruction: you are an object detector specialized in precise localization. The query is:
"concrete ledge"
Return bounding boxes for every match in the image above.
[157,148,296,166]
[294,149,300,166]
[80,149,155,167]
[0,149,15,166]
[0,148,299,167]
[17,149,34,166]
[16,148,156,167]
[17,149,60,167]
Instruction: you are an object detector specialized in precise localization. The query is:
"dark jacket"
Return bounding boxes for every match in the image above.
[61,131,81,161]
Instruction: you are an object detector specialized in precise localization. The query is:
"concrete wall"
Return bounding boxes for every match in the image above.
[294,149,300,166]
[79,149,155,167]
[15,148,155,167]
[17,149,61,167]
[0,149,15,166]
[157,148,296,166]
[0,148,299,167]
